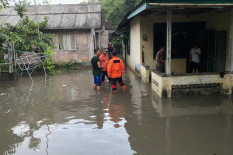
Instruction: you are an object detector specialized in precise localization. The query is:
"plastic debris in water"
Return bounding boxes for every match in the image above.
[0,93,7,96]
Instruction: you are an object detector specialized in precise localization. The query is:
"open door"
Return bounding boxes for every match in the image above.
[215,30,227,72]
[205,30,216,72]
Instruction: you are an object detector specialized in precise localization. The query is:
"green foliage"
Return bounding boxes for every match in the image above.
[58,61,75,71]
[0,5,56,74]
[0,16,53,52]
[14,0,28,18]
[80,0,141,30]
[98,0,142,30]
[44,47,56,75]
[110,36,122,53]
[95,0,141,52]
[0,0,9,9]
[0,59,8,71]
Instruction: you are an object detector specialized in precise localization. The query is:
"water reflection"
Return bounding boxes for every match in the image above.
[0,69,232,155]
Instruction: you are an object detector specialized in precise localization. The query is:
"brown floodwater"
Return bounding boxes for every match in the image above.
[0,69,233,155]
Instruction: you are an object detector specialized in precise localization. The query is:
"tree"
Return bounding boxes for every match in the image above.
[14,0,28,18]
[79,0,141,30]
[96,0,141,52]
[98,0,141,30]
[0,0,9,9]
[0,1,56,73]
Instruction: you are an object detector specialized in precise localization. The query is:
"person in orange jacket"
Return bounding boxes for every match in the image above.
[107,51,126,92]
[99,48,110,83]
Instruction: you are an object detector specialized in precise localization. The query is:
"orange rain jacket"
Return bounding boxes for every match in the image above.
[99,54,109,71]
[107,56,125,78]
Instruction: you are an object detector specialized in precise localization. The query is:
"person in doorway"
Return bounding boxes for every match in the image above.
[91,48,103,91]
[107,51,126,92]
[108,43,115,60]
[189,43,201,73]
[99,48,110,83]
[155,47,165,73]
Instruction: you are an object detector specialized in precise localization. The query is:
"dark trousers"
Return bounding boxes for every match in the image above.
[102,71,109,81]
[111,77,125,90]
[191,61,199,72]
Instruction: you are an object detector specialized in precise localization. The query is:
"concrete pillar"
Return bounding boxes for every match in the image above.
[227,8,233,71]
[89,28,95,60]
[8,43,13,74]
[166,9,172,75]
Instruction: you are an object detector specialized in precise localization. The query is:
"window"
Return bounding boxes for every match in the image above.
[126,38,130,55]
[59,34,76,50]
[125,32,130,55]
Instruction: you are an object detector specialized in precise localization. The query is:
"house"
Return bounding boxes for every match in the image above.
[118,0,233,97]
[0,4,112,64]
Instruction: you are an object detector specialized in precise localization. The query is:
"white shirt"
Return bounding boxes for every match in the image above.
[190,48,201,63]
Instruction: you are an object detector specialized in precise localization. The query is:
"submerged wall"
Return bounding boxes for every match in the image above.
[151,71,233,97]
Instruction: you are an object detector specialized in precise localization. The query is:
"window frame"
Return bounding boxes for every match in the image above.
[58,34,76,51]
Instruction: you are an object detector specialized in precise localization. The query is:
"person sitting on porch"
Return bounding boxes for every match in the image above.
[155,47,165,73]
[190,43,201,73]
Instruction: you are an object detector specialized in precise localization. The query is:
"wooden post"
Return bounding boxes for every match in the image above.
[228,8,233,71]
[166,9,172,75]
[8,42,13,74]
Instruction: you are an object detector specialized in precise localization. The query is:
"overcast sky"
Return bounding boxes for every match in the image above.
[10,0,87,5]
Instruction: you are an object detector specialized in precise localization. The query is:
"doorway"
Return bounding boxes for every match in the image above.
[153,22,205,73]
[205,30,216,72]
[215,30,227,72]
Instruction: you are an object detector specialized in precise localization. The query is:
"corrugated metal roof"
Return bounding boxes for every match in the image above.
[0,4,102,30]
[3,16,21,27]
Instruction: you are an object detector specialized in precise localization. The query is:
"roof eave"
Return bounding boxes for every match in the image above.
[127,2,148,20]
[117,0,233,31]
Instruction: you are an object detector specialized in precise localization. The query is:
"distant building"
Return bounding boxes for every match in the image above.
[0,4,112,64]
[118,0,233,97]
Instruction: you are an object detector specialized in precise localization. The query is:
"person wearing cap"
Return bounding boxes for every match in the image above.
[107,51,126,92]
[99,48,110,83]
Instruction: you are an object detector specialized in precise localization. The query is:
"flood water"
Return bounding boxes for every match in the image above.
[0,69,233,155]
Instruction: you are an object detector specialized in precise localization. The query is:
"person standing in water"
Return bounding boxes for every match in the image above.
[107,51,126,92]
[155,47,165,73]
[99,48,110,83]
[91,48,103,91]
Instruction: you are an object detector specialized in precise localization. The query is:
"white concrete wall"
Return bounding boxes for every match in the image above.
[89,28,95,60]
[151,71,233,97]
[100,30,109,48]
[140,64,150,83]
[127,16,142,72]
[151,72,167,97]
